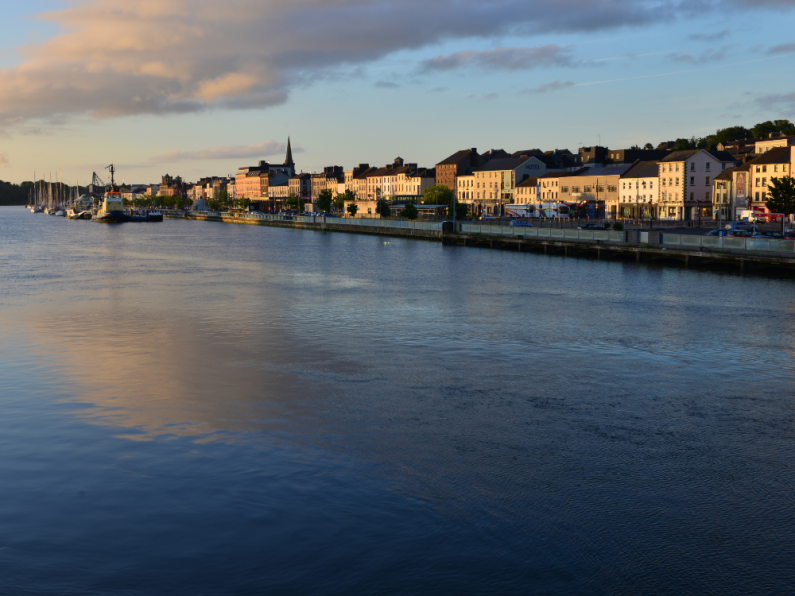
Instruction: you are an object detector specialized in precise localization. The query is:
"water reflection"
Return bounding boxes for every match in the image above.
[2,207,795,595]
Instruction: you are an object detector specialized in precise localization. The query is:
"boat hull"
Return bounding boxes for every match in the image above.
[94,210,131,224]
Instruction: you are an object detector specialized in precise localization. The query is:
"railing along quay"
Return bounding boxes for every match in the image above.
[161,210,795,272]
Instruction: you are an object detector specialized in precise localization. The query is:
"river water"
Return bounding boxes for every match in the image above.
[1,206,793,595]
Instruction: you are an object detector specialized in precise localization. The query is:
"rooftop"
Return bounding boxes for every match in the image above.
[745,146,791,165]
[621,160,660,179]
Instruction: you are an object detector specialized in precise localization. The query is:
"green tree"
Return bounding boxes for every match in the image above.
[237,197,251,210]
[338,189,356,205]
[630,144,640,150]
[422,184,454,206]
[284,195,305,211]
[346,202,359,217]
[317,189,333,213]
[334,190,356,211]
[643,143,654,150]
[376,199,391,218]
[710,125,750,147]
[399,202,418,220]
[453,202,469,220]
[751,119,795,139]
[766,176,795,216]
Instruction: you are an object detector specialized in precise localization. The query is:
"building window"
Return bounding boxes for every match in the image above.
[763,165,767,173]
[690,177,695,185]
[690,192,694,200]
[705,177,710,185]
[705,163,710,171]
[690,163,695,171]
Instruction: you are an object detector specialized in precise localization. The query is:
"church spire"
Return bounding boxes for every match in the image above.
[285,137,294,169]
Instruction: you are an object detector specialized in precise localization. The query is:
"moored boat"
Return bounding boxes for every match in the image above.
[93,165,130,223]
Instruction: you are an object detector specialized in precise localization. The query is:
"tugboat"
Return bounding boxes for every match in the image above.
[93,165,130,224]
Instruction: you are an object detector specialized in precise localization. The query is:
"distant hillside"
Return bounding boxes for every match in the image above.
[0,180,32,206]
[0,180,88,206]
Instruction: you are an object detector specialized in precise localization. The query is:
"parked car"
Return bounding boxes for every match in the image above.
[727,230,753,237]
[752,232,774,238]
[705,229,728,236]
[578,223,604,230]
[784,230,795,239]
[509,220,533,227]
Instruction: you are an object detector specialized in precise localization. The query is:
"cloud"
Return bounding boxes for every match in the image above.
[689,29,729,42]
[150,140,301,163]
[522,80,575,93]
[0,154,9,166]
[769,42,795,54]
[467,93,499,100]
[429,87,448,93]
[755,91,795,115]
[375,80,399,88]
[670,46,730,64]
[0,0,794,125]
[419,45,576,72]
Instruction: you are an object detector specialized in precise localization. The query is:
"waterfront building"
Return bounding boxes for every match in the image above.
[457,174,475,204]
[435,148,481,192]
[344,164,372,197]
[657,150,738,220]
[234,139,296,205]
[745,147,792,215]
[605,148,671,166]
[618,161,659,219]
[754,133,795,154]
[514,177,540,204]
[365,158,405,200]
[471,154,555,215]
[288,173,311,200]
[310,166,344,201]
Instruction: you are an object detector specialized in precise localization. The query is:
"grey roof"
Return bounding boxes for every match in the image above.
[707,150,739,163]
[573,165,631,177]
[538,168,588,179]
[621,160,660,179]
[516,177,540,188]
[473,156,532,172]
[660,150,700,162]
[745,146,791,165]
[437,148,477,166]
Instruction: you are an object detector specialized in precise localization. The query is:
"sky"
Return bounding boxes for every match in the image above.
[1,0,795,185]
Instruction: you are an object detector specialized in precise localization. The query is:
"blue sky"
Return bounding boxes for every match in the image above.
[0,0,794,185]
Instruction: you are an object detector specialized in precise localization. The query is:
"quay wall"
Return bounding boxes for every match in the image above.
[161,211,795,272]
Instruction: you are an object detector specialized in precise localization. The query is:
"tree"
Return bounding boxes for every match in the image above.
[317,189,333,213]
[643,143,654,150]
[399,202,418,220]
[766,176,795,217]
[710,125,750,147]
[453,202,469,220]
[422,184,454,206]
[751,119,795,139]
[334,189,354,212]
[376,199,391,218]
[630,144,641,150]
[284,195,305,211]
[238,197,251,210]
[347,202,359,217]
